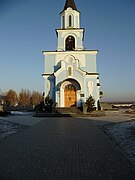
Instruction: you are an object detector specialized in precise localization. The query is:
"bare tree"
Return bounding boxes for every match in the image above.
[31,91,43,107]
[19,89,31,106]
[6,89,18,106]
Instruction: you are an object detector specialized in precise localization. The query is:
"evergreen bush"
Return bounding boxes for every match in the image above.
[44,95,54,112]
[85,95,95,112]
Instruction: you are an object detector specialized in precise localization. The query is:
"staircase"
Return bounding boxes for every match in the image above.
[56,107,83,116]
[34,107,84,117]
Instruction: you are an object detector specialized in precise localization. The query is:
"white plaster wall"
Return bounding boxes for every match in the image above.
[60,8,80,29]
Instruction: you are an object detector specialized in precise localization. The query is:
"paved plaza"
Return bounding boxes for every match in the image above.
[0,116,135,179]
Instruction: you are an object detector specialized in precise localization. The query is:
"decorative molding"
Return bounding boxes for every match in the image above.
[42,73,53,76]
[56,28,85,40]
[86,73,99,75]
[87,81,93,96]
[42,50,98,54]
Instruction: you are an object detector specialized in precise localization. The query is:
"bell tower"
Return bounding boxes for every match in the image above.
[56,0,84,51]
[60,0,80,29]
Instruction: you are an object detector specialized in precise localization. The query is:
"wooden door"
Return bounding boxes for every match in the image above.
[64,84,76,107]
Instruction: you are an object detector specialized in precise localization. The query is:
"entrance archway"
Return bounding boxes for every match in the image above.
[64,84,76,107]
[60,79,81,107]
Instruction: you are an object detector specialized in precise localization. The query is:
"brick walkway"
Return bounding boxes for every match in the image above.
[0,117,134,179]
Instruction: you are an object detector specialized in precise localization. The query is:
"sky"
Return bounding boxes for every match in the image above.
[0,0,135,101]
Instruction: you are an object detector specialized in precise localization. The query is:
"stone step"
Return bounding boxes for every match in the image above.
[56,107,83,115]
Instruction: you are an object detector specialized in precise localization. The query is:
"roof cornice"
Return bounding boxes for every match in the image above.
[42,50,99,54]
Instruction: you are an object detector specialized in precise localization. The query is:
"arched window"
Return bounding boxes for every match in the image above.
[62,16,65,28]
[68,67,72,76]
[66,36,75,51]
[69,15,72,27]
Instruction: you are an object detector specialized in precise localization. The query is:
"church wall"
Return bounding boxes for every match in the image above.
[44,54,55,74]
[85,54,97,72]
[55,71,67,88]
[43,76,49,97]
[57,33,63,50]
[85,77,100,108]
[48,75,55,100]
[43,75,55,100]
[76,33,84,49]
[44,52,97,77]
[55,53,85,67]
[72,71,84,90]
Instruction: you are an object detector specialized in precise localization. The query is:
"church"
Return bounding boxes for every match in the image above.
[42,0,101,109]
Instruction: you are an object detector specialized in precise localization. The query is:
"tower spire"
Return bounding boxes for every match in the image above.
[63,0,77,11]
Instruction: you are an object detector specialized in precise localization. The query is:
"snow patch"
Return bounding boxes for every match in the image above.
[105,120,135,164]
[11,111,33,115]
[0,119,26,139]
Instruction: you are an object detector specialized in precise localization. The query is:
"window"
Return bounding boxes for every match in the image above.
[62,16,65,28]
[68,67,72,76]
[66,36,75,50]
[69,15,72,27]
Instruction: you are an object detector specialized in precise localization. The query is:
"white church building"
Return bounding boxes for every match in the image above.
[42,0,101,108]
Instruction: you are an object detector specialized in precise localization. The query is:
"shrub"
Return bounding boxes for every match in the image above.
[85,95,95,112]
[44,95,54,112]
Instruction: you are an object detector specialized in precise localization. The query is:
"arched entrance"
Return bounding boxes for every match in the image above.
[64,84,76,107]
[60,79,81,107]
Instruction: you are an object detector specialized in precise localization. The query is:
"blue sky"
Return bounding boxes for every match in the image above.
[0,0,135,101]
